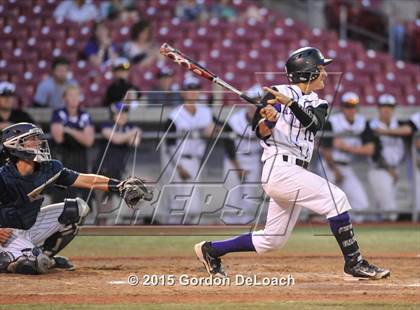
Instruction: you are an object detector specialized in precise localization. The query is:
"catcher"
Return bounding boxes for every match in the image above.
[0,122,152,274]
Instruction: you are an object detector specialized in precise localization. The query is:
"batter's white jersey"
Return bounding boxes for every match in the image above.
[369,117,404,167]
[261,84,328,162]
[329,113,367,163]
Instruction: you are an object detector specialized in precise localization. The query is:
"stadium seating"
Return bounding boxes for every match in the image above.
[0,0,418,107]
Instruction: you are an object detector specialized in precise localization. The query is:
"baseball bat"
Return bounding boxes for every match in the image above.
[159,43,259,106]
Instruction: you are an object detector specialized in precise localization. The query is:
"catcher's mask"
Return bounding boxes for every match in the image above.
[1,122,51,162]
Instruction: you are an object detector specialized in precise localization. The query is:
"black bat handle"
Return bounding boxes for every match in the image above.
[240,93,259,106]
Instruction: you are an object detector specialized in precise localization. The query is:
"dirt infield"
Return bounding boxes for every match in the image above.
[1,253,419,305]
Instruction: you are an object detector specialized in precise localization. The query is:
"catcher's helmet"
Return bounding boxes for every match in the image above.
[285,47,333,84]
[0,122,51,162]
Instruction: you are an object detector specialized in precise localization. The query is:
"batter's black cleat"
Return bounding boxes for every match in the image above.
[194,241,227,277]
[52,256,75,271]
[344,259,390,281]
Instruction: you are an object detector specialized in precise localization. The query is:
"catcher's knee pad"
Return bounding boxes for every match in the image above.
[42,224,78,257]
[6,248,53,275]
[58,198,90,225]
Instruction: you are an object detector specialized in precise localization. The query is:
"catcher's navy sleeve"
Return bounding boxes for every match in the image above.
[50,160,80,186]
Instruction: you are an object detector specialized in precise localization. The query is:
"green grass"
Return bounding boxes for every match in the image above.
[1,302,419,310]
[4,226,416,310]
[61,226,420,257]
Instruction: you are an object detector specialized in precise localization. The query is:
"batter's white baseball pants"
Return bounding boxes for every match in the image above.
[252,155,352,253]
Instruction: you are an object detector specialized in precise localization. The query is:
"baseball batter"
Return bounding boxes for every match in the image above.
[195,47,390,280]
[0,123,152,274]
[222,104,262,224]
[320,92,376,222]
[368,94,416,221]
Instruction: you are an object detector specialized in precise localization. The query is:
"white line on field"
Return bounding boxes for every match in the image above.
[342,282,420,288]
[108,281,128,285]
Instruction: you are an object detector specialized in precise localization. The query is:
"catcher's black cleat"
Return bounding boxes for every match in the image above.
[194,241,227,277]
[52,256,75,271]
[344,259,390,281]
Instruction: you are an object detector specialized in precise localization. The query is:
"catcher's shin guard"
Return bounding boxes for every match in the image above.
[43,198,89,257]
[42,224,79,257]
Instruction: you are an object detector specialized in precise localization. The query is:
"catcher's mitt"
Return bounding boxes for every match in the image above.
[118,177,153,209]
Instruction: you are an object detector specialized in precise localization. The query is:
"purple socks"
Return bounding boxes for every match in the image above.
[328,211,361,264]
[210,233,256,257]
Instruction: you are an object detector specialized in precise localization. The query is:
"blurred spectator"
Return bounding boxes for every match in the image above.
[84,22,119,68]
[94,102,141,224]
[241,4,263,22]
[176,0,206,22]
[97,102,141,179]
[54,0,99,24]
[100,0,138,21]
[410,112,420,212]
[0,82,34,130]
[33,57,78,109]
[50,85,95,201]
[368,94,415,221]
[390,16,405,60]
[147,67,182,106]
[123,20,159,66]
[210,0,237,21]
[103,58,140,106]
